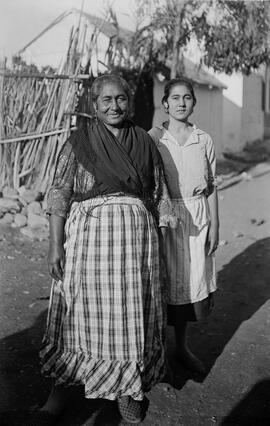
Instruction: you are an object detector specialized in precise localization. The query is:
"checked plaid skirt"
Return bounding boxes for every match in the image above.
[40,196,165,400]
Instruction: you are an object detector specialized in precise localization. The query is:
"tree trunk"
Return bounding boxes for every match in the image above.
[171,0,185,79]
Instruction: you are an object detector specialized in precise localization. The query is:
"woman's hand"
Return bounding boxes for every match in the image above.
[206,222,219,256]
[48,242,65,281]
[207,187,219,256]
[48,214,66,281]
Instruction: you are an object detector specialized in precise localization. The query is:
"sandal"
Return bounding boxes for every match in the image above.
[117,396,145,424]
[24,410,58,426]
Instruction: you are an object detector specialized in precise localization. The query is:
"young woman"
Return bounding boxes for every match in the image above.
[149,78,219,374]
[28,75,172,425]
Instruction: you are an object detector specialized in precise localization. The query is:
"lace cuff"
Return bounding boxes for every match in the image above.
[158,199,178,228]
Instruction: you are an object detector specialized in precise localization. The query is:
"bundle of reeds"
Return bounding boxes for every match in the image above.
[0,20,95,194]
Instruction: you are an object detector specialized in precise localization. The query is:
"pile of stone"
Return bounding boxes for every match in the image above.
[0,186,49,240]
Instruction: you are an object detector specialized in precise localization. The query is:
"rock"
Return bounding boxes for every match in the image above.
[27,201,42,216]
[27,212,48,229]
[18,185,26,195]
[218,240,228,247]
[14,213,27,228]
[241,171,252,181]
[0,198,22,214]
[3,186,19,199]
[233,230,244,238]
[41,200,47,212]
[249,162,270,178]
[256,219,265,226]
[17,196,28,207]
[21,206,28,216]
[250,218,265,226]
[20,226,49,241]
[0,213,14,225]
[19,188,42,204]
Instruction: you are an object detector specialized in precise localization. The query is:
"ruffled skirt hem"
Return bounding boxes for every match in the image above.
[40,342,164,401]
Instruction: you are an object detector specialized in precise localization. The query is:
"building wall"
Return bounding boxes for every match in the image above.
[152,77,224,158]
[192,86,223,158]
[265,113,270,138]
[242,74,264,145]
[263,65,270,138]
[222,96,242,152]
[220,72,264,152]
[219,73,244,152]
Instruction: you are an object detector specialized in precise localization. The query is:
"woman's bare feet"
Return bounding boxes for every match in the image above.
[40,384,74,416]
[175,347,206,374]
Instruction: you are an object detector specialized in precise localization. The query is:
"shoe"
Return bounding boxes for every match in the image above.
[117,396,145,424]
[24,410,58,426]
[175,349,206,375]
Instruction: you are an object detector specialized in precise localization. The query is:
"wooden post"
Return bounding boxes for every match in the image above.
[0,58,6,140]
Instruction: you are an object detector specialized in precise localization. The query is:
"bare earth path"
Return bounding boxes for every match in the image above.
[0,168,270,426]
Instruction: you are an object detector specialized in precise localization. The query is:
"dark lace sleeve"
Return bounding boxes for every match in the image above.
[153,164,178,228]
[148,129,177,228]
[46,140,77,218]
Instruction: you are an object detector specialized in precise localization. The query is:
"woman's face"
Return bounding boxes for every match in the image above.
[94,82,129,127]
[165,84,194,122]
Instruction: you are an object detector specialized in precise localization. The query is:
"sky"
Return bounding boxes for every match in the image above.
[0,0,136,59]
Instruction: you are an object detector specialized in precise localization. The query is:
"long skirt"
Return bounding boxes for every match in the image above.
[164,195,217,323]
[40,196,165,401]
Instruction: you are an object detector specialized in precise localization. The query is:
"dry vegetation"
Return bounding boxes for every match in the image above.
[0,22,97,194]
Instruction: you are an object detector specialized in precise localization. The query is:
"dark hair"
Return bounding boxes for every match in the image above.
[162,78,197,106]
[91,74,131,103]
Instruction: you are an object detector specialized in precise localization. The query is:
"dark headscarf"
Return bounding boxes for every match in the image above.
[69,117,163,200]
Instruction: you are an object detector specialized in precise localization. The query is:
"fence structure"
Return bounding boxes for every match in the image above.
[0,20,99,195]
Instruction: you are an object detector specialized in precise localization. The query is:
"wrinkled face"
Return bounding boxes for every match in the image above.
[94,82,129,127]
[166,84,194,122]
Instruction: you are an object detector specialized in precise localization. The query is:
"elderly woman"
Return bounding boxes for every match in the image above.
[29,75,171,425]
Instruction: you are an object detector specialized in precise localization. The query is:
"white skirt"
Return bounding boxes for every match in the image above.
[163,194,217,305]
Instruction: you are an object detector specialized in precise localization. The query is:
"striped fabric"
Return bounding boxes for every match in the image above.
[41,196,165,401]
[164,194,217,305]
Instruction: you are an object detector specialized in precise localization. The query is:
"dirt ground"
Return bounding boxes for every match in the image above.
[0,155,270,425]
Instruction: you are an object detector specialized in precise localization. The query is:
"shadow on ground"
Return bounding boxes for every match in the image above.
[0,309,122,426]
[221,379,270,425]
[0,238,270,425]
[167,237,270,390]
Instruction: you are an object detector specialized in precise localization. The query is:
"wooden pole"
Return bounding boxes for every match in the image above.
[0,58,6,140]
[0,71,92,80]
[0,127,76,144]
